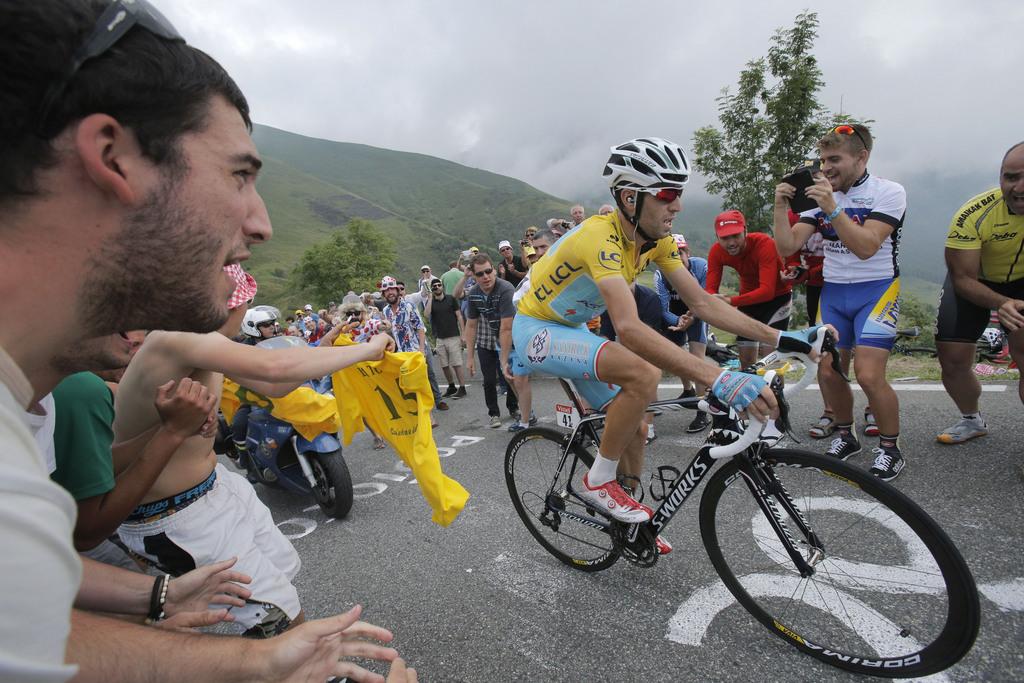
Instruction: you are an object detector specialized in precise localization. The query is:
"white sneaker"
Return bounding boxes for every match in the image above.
[577,474,652,523]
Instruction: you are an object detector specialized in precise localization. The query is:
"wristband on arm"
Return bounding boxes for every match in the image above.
[146,573,170,625]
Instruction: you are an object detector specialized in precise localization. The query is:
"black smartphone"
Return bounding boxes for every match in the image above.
[782,161,821,213]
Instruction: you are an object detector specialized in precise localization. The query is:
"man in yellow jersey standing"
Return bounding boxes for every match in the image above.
[511,137,824,555]
[935,142,1024,443]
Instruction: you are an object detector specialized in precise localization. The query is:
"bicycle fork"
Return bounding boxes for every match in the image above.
[735,450,824,577]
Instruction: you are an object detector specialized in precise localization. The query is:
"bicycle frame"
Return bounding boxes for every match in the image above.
[550,377,823,575]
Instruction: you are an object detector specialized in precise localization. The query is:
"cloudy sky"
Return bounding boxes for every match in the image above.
[164,0,1021,201]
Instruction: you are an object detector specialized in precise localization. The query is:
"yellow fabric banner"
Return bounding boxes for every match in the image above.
[330,336,470,527]
[220,379,341,442]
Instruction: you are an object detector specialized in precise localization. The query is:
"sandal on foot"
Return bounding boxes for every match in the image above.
[809,414,836,439]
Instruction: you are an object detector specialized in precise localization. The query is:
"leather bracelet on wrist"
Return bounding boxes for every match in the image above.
[145,573,170,625]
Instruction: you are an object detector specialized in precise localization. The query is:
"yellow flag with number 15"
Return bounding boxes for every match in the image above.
[330,335,469,527]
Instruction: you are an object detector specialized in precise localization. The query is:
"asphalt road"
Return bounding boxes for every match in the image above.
[237,377,1023,682]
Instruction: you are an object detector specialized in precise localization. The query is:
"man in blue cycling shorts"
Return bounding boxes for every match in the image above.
[774,123,907,481]
[513,137,823,554]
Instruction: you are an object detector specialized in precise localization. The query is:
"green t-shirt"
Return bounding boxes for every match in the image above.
[51,372,115,501]
[440,267,464,296]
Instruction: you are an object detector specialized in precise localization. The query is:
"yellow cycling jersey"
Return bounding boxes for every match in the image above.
[516,212,685,324]
[945,188,1024,283]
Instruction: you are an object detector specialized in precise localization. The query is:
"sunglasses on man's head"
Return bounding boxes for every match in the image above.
[474,268,494,277]
[832,125,869,150]
[37,0,184,136]
[646,187,684,203]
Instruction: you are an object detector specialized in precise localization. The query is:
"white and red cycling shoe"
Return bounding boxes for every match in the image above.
[578,474,652,524]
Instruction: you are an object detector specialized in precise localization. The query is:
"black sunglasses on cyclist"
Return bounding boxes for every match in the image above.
[832,124,869,150]
[36,0,185,136]
[647,187,684,203]
[474,268,494,278]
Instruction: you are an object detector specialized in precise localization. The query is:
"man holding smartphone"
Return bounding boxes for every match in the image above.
[774,124,908,481]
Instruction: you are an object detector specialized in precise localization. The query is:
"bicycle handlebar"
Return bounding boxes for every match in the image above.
[702,328,831,460]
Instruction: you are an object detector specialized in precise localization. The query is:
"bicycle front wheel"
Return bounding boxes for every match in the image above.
[699,448,979,678]
[505,427,618,572]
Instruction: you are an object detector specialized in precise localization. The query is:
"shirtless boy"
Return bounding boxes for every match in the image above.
[113,266,393,636]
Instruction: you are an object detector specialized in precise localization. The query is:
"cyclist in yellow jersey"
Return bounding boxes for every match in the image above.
[935,142,1024,443]
[511,137,826,553]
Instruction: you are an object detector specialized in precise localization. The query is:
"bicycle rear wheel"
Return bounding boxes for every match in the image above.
[699,448,979,678]
[505,427,618,572]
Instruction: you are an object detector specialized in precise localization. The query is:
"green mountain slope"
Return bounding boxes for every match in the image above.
[247,125,570,308]
[246,123,970,313]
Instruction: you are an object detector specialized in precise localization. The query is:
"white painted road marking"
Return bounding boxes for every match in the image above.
[665,495,1019,680]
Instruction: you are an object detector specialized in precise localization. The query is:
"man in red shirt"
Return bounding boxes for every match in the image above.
[706,209,794,369]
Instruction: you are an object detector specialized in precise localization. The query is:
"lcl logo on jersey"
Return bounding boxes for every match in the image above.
[598,250,621,269]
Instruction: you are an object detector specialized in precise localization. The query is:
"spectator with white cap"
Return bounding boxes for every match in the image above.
[496,240,526,287]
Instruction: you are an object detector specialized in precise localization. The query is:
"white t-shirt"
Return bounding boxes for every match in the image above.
[799,173,907,284]
[0,353,81,682]
[20,393,57,474]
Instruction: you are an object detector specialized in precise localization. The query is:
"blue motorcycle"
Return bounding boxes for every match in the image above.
[215,336,353,518]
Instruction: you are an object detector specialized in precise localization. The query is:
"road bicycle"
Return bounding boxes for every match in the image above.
[889,327,938,357]
[504,331,979,678]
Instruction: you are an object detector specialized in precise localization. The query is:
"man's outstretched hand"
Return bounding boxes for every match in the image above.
[261,604,405,683]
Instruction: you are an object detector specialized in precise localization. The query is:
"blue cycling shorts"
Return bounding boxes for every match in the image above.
[511,314,621,410]
[820,278,900,350]
[663,319,708,346]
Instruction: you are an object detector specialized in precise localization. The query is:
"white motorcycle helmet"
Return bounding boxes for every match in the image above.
[980,327,1004,353]
[242,305,280,338]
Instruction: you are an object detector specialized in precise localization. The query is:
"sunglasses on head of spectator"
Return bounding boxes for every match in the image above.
[832,124,869,150]
[36,0,184,136]
[644,188,684,203]
[474,268,494,277]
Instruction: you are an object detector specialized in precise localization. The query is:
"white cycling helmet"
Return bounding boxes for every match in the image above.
[241,305,279,338]
[603,137,691,192]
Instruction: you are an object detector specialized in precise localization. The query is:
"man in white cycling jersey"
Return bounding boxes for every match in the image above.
[511,137,824,554]
[774,123,907,481]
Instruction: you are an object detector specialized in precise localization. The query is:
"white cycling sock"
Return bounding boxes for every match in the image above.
[962,412,983,423]
[587,453,620,487]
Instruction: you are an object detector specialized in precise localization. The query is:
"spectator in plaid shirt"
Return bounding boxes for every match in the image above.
[461,254,519,428]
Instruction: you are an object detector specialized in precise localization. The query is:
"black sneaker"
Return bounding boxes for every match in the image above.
[453,386,467,399]
[679,387,697,400]
[869,447,905,481]
[443,384,458,397]
[825,433,862,461]
[686,412,711,433]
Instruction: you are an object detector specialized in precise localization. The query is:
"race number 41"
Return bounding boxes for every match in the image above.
[555,403,579,430]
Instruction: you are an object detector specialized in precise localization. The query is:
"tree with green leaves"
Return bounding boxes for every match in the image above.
[294,219,396,304]
[693,10,834,230]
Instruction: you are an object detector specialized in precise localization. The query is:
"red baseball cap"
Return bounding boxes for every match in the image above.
[714,210,746,237]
